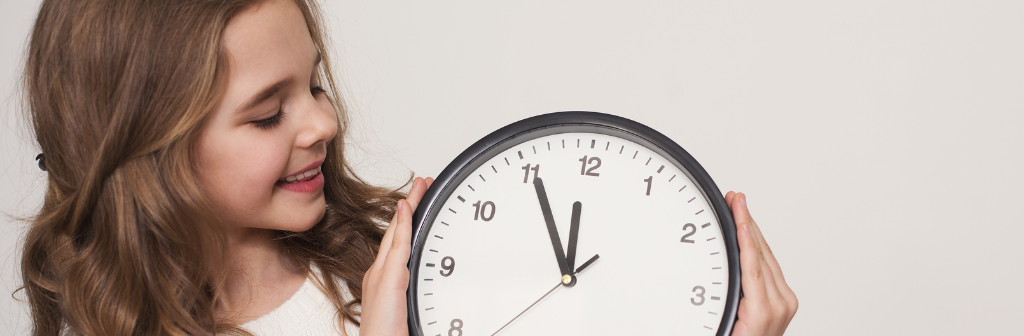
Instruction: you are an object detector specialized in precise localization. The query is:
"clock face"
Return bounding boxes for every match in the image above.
[409,114,739,336]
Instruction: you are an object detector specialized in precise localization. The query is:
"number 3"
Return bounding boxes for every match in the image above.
[691,286,705,305]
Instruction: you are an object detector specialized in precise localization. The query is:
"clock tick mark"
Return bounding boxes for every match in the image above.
[712,267,721,270]
[679,185,687,192]
[504,157,510,166]
[712,282,722,285]
[434,235,443,240]
[532,145,536,154]
[711,296,721,300]
[702,222,711,228]
[605,142,610,150]
[425,307,434,311]
[590,139,595,148]
[424,293,433,296]
[468,185,475,191]
[710,252,720,255]
[457,196,465,202]
[428,321,437,325]
[479,174,486,182]
[657,165,665,173]
[562,139,565,148]
[518,151,523,159]
[547,142,551,151]
[668,175,676,182]
[577,139,580,148]
[429,249,438,253]
[426,263,435,267]
[695,209,705,215]
[708,311,717,315]
[491,165,497,173]
[706,237,716,241]
[705,326,713,330]
[424,279,433,281]
[619,145,624,154]
[646,157,652,165]
[633,151,638,159]
[688,197,696,203]
[448,208,457,214]
[441,221,449,226]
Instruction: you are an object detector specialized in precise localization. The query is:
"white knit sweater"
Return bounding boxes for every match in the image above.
[238,276,360,336]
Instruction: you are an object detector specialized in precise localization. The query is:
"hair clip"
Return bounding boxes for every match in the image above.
[35,153,46,171]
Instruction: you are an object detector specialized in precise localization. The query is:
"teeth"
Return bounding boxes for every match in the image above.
[281,166,321,183]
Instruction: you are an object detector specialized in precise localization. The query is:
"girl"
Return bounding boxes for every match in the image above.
[19,0,797,335]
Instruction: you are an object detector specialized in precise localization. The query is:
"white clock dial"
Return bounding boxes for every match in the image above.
[410,125,736,336]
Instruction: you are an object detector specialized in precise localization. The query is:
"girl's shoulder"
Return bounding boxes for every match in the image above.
[236,268,360,336]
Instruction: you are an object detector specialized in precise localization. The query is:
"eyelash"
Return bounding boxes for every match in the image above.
[252,110,285,129]
[251,86,326,130]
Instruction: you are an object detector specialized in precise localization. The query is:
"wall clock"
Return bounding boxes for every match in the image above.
[407,111,740,336]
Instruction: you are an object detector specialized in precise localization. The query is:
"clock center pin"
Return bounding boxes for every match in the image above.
[561,274,576,287]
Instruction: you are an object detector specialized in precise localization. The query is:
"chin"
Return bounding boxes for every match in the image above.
[287,201,327,233]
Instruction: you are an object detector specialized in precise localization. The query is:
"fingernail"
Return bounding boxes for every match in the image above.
[397,201,404,212]
[744,224,751,235]
[740,194,747,208]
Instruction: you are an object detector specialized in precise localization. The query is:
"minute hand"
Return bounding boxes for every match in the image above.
[533,178,573,283]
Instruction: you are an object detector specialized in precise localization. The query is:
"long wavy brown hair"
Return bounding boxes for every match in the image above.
[20,0,403,334]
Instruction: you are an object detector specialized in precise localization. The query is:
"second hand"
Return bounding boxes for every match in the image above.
[489,254,601,336]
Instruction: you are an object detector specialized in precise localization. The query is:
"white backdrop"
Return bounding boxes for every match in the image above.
[2,1,1022,335]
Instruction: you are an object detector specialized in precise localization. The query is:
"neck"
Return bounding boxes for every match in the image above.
[217,227,308,324]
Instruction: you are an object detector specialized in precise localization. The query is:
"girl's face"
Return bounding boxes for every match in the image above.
[197,0,337,233]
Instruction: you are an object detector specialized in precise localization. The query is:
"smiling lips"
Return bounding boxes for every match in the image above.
[275,164,325,193]
[279,166,322,183]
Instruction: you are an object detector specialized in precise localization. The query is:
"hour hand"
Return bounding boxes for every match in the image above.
[533,178,573,285]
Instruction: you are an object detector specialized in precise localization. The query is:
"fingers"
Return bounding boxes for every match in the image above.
[736,205,768,311]
[405,177,429,213]
[734,194,783,299]
[370,177,435,283]
[382,199,413,286]
[725,191,736,206]
[732,192,798,336]
[741,194,799,318]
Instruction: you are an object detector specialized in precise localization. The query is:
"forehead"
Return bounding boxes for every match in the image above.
[219,0,317,106]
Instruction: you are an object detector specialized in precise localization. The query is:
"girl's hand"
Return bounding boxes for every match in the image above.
[726,192,798,336]
[361,177,434,336]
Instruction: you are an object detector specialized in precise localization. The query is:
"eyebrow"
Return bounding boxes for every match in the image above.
[240,78,293,112]
[238,51,323,112]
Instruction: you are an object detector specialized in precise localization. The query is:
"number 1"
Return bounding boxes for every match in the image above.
[522,164,539,183]
[643,176,652,196]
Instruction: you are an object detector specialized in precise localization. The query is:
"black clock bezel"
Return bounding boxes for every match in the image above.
[407,111,740,336]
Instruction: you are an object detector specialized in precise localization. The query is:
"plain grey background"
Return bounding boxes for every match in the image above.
[2,1,1022,335]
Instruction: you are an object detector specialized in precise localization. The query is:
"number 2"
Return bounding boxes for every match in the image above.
[681,223,696,243]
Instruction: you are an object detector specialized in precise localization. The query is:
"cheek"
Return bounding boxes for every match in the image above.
[198,132,290,218]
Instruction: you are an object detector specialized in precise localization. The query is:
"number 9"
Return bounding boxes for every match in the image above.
[440,256,456,277]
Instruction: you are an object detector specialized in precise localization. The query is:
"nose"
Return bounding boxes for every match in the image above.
[295,95,338,149]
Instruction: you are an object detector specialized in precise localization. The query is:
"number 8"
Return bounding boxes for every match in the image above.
[449,319,463,336]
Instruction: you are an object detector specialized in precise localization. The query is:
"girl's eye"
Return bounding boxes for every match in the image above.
[252,110,285,129]
[311,86,326,96]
